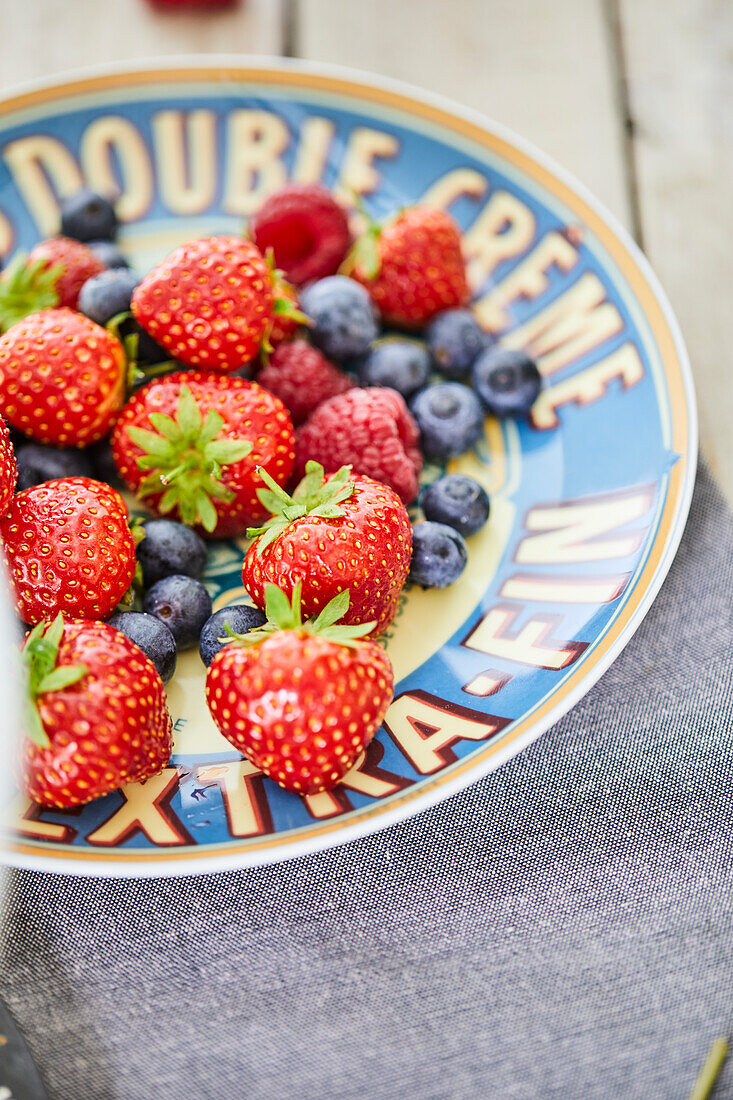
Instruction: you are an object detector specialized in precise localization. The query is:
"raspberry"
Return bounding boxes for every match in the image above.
[258,339,354,425]
[250,184,352,286]
[295,387,422,504]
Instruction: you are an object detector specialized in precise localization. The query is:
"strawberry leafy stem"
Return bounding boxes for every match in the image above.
[341,223,382,281]
[126,383,253,533]
[22,614,87,748]
[339,192,383,281]
[260,248,312,359]
[264,248,311,326]
[247,461,356,554]
[116,518,146,609]
[0,253,62,332]
[225,582,376,649]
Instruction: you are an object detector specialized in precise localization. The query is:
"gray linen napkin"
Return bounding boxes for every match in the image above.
[2,459,731,1100]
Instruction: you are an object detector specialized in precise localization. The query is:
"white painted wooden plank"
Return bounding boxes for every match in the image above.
[295,0,632,228]
[0,0,285,92]
[620,0,733,500]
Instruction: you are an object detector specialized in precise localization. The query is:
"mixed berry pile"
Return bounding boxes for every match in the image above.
[0,183,543,804]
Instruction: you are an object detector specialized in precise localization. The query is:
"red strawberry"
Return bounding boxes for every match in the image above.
[21,614,172,809]
[111,371,294,537]
[205,583,393,795]
[295,387,422,504]
[28,237,105,309]
[345,205,469,327]
[258,339,354,425]
[250,184,352,286]
[0,308,126,446]
[0,418,17,515]
[0,239,104,331]
[131,235,274,372]
[244,462,412,636]
[0,477,137,625]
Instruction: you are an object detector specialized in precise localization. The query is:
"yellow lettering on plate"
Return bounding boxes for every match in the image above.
[530,343,644,429]
[224,109,290,215]
[463,607,587,670]
[502,272,624,376]
[8,796,77,842]
[462,669,509,697]
[3,135,83,235]
[85,769,189,847]
[80,116,154,221]
[420,167,487,211]
[197,760,272,838]
[464,191,536,290]
[292,116,336,184]
[517,488,654,565]
[0,211,13,255]
[383,691,509,775]
[152,109,217,216]
[500,573,629,604]
[474,230,578,330]
[303,742,411,819]
[336,127,399,199]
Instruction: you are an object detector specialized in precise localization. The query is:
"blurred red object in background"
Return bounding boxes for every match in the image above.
[146,0,240,9]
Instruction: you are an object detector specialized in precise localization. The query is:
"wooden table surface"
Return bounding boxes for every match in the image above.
[1,0,730,500]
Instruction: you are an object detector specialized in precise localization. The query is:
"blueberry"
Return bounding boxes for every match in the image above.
[422,474,490,537]
[143,575,212,649]
[472,347,542,417]
[409,522,468,588]
[137,519,208,588]
[60,188,118,243]
[88,240,130,269]
[87,436,124,490]
[199,604,267,666]
[108,611,177,684]
[426,309,490,379]
[354,336,431,399]
[78,268,138,326]
[300,276,378,362]
[16,443,93,490]
[410,383,485,462]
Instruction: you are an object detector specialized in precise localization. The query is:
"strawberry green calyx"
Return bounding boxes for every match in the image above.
[117,518,146,605]
[106,311,140,388]
[260,249,312,359]
[226,582,376,649]
[341,222,381,281]
[271,291,310,327]
[264,248,311,328]
[22,614,87,748]
[126,383,253,533]
[0,254,62,331]
[247,461,356,553]
[340,194,384,281]
[130,518,146,549]
[106,310,134,345]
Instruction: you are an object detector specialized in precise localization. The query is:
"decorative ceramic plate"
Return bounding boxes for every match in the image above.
[2,59,695,877]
